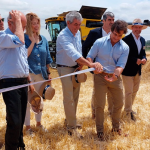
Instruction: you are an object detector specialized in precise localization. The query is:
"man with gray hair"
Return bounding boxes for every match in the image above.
[82,11,115,119]
[56,11,103,137]
[0,14,4,30]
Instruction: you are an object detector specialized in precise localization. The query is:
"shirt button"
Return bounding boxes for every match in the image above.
[37,54,40,57]
[36,45,38,48]
[38,63,40,65]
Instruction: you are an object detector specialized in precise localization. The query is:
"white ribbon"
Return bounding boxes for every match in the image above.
[0,68,95,93]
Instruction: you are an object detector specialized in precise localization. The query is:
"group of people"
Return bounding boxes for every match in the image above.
[56,11,147,140]
[0,9,147,150]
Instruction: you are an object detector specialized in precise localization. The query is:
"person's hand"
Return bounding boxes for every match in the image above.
[47,74,52,83]
[29,34,36,44]
[29,84,35,93]
[141,58,146,65]
[136,59,141,65]
[77,64,83,71]
[9,10,21,24]
[104,73,118,82]
[91,62,103,74]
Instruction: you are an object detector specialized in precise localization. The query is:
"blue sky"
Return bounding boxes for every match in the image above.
[1,0,150,41]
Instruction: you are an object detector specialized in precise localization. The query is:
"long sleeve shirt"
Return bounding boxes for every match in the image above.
[0,28,29,79]
[56,27,82,66]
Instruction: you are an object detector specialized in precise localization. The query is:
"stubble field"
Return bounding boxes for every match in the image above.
[0,52,150,150]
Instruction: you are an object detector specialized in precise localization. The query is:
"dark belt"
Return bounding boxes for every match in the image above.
[0,77,28,84]
[101,72,113,77]
[57,64,78,68]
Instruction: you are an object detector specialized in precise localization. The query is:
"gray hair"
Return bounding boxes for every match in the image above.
[103,11,114,21]
[7,13,11,21]
[66,11,83,23]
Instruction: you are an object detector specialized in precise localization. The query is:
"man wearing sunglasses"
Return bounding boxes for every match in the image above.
[0,14,4,30]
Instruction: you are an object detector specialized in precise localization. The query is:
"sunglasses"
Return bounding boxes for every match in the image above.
[0,18,4,23]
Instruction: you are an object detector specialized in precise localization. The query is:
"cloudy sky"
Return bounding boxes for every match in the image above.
[1,0,150,41]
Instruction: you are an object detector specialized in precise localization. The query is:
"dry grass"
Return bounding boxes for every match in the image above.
[0,52,150,150]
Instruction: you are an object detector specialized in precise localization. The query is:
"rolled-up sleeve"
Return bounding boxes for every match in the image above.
[57,35,82,61]
[0,32,23,49]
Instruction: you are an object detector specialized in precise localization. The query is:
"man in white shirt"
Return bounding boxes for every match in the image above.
[122,19,147,121]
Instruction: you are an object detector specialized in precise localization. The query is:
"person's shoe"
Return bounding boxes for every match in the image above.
[64,119,82,129]
[112,128,128,137]
[131,112,136,121]
[132,111,136,114]
[68,129,83,139]
[112,128,122,135]
[37,125,48,132]
[97,132,104,141]
[25,128,34,137]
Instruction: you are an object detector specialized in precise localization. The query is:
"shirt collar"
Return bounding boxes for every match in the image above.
[5,28,14,35]
[132,32,140,40]
[102,28,111,36]
[66,27,78,38]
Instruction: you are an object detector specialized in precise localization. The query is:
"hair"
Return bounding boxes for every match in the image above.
[111,20,128,34]
[103,11,114,21]
[7,13,12,21]
[25,12,41,37]
[66,11,83,23]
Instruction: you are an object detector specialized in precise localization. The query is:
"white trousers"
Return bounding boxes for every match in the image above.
[24,73,44,126]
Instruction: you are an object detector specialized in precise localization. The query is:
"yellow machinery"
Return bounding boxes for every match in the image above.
[45,5,107,68]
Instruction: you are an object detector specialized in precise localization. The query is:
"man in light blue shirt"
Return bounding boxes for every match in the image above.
[87,20,129,140]
[0,10,32,150]
[56,11,103,137]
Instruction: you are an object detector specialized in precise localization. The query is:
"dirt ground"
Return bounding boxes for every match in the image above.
[0,52,150,150]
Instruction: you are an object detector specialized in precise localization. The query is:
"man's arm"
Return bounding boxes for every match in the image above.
[76,57,103,73]
[104,67,123,82]
[141,38,147,65]
[9,10,24,44]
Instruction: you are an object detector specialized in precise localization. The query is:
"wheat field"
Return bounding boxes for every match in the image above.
[0,52,150,150]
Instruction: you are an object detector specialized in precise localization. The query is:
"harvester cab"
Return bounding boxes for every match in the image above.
[45,5,107,68]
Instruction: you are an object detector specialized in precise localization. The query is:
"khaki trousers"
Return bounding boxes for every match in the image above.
[57,67,80,129]
[91,75,113,116]
[94,74,123,133]
[122,73,141,113]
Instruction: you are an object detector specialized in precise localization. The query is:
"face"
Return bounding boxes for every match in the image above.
[110,30,124,45]
[131,25,143,37]
[103,16,114,29]
[67,18,81,36]
[0,15,4,30]
[31,18,40,33]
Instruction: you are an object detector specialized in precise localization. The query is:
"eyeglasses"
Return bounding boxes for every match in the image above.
[0,18,4,23]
